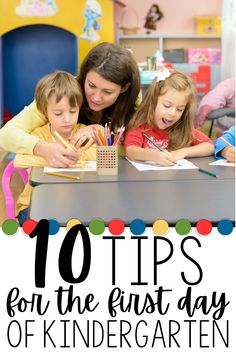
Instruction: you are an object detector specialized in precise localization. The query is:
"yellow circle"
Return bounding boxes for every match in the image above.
[153,219,169,236]
[66,218,82,232]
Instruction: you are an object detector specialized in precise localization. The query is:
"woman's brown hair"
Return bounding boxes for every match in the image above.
[78,42,141,129]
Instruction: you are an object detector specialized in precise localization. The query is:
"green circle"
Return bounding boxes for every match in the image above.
[88,218,105,235]
[2,219,19,236]
[175,219,191,236]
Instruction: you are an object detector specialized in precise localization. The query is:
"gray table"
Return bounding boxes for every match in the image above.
[29,178,235,226]
[30,156,235,185]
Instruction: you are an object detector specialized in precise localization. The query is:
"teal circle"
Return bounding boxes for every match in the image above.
[217,219,234,236]
[48,219,60,235]
[130,219,146,235]
[175,219,192,236]
[89,218,105,235]
[2,219,19,236]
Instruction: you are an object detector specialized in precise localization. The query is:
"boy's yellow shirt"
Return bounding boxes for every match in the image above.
[14,123,96,215]
[0,92,142,156]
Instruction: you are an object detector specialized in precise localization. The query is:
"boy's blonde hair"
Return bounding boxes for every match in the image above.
[128,70,197,150]
[35,71,83,117]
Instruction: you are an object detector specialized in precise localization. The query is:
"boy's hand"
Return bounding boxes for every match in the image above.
[222,146,235,163]
[34,141,81,167]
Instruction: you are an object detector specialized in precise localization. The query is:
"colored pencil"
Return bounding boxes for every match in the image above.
[98,129,106,146]
[113,126,125,146]
[143,133,167,153]
[219,136,234,147]
[45,172,80,180]
[54,131,73,150]
[198,168,217,178]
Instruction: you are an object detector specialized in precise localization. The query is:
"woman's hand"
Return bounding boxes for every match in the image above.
[34,141,81,167]
[69,124,101,149]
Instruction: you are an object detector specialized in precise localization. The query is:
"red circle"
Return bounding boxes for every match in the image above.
[108,219,125,235]
[196,219,212,236]
[22,219,38,235]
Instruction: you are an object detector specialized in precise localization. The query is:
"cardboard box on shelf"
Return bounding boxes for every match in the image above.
[196,15,221,35]
[188,48,221,64]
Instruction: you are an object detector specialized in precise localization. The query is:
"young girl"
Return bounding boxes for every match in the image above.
[14,71,96,225]
[125,69,214,166]
[0,42,141,165]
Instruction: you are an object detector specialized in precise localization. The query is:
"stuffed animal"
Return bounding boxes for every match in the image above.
[144,4,163,33]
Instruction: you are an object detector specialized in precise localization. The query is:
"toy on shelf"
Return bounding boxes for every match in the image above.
[144,3,163,33]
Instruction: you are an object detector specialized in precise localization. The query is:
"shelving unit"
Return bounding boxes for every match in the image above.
[117,33,221,90]
[117,33,221,54]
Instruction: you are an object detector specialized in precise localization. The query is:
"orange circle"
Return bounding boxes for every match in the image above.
[153,219,169,236]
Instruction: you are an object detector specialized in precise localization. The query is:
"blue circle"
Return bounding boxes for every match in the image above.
[130,219,146,235]
[217,219,234,236]
[48,219,60,235]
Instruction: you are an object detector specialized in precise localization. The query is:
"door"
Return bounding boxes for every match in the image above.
[2,24,78,118]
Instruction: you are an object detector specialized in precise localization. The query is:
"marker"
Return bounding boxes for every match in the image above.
[45,172,80,180]
[198,168,217,178]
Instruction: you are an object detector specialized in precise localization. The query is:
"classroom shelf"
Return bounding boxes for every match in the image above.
[117,34,221,53]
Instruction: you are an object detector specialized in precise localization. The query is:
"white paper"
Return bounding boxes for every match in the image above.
[44,161,97,173]
[126,158,198,171]
[209,159,235,167]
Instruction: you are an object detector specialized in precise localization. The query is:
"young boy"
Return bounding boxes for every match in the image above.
[214,126,235,162]
[14,71,96,225]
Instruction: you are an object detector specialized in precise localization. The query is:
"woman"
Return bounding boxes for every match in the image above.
[0,42,141,166]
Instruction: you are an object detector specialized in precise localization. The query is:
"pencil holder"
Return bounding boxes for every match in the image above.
[96,146,118,175]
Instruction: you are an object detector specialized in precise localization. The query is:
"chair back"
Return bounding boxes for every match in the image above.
[191,65,211,96]
[1,160,29,219]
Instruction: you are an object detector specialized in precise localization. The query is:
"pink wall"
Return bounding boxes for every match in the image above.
[115,0,222,34]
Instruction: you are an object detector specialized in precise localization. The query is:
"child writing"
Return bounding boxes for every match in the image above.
[214,126,235,162]
[14,71,96,225]
[124,69,214,166]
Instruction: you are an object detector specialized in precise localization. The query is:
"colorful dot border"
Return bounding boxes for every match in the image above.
[0,218,234,237]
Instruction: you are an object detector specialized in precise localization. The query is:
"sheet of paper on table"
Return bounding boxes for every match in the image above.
[44,161,97,173]
[209,160,235,167]
[126,158,198,171]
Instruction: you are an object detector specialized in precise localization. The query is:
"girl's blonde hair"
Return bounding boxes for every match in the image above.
[35,71,83,116]
[127,70,197,150]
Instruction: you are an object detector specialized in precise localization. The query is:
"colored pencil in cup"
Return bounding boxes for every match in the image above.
[98,129,106,146]
[113,126,125,146]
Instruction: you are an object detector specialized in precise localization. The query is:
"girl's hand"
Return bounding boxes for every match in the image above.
[169,148,187,163]
[222,146,235,163]
[69,124,100,149]
[153,150,176,166]
[34,141,81,167]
